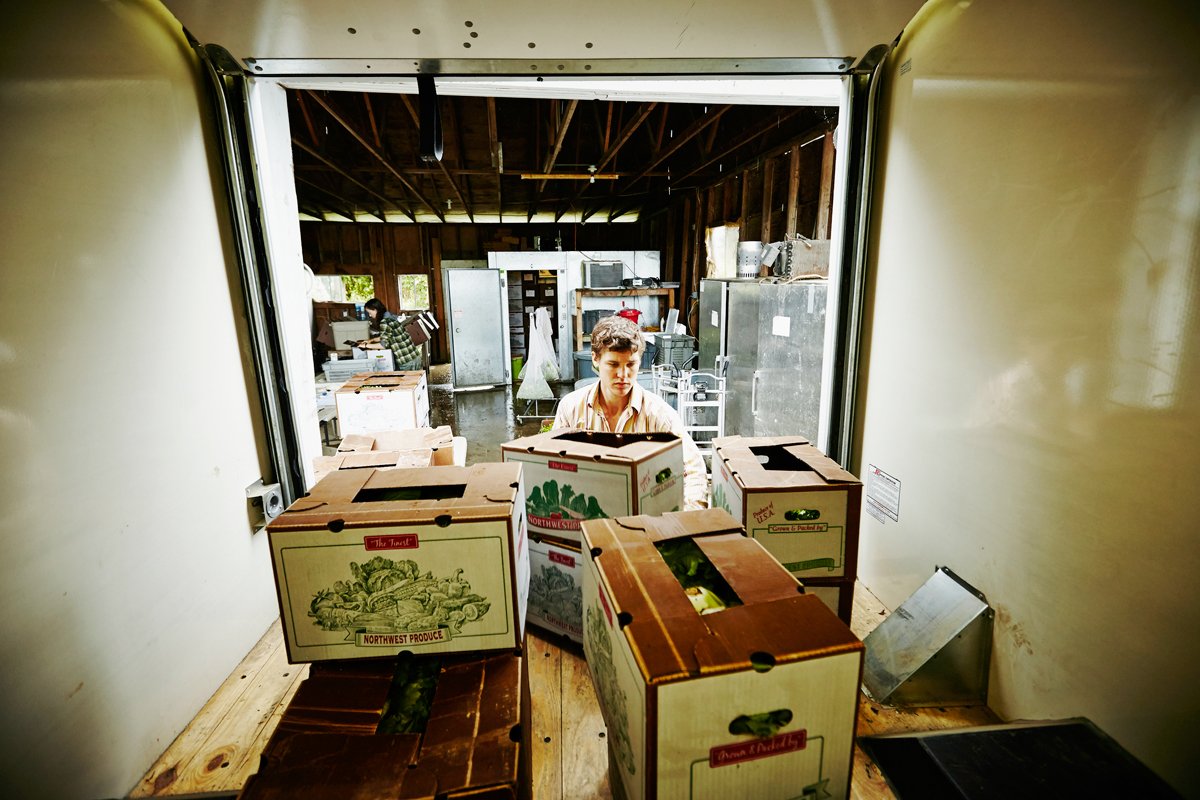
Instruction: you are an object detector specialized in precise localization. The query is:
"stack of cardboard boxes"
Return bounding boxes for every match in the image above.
[252,371,869,799]
[500,429,685,644]
[247,438,531,797]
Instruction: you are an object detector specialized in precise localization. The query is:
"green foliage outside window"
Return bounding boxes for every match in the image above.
[399,275,431,310]
[341,275,375,302]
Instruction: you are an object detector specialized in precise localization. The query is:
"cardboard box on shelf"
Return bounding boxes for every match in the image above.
[501,429,684,546]
[310,449,433,486]
[335,371,430,435]
[241,650,530,800]
[336,425,456,466]
[711,436,863,580]
[527,536,585,644]
[267,463,528,663]
[582,509,863,800]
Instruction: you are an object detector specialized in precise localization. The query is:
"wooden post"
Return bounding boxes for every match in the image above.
[760,157,775,243]
[739,170,751,231]
[817,131,836,239]
[429,234,447,362]
[785,146,802,238]
[678,196,692,303]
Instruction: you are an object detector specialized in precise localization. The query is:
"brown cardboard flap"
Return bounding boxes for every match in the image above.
[270,464,521,529]
[715,435,860,489]
[612,508,742,543]
[336,433,377,453]
[502,428,680,465]
[584,510,862,683]
[781,444,859,484]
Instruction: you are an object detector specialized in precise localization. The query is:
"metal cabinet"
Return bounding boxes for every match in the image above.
[443,268,510,389]
[723,279,828,442]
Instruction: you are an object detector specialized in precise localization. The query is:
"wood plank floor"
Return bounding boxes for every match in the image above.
[129,582,997,798]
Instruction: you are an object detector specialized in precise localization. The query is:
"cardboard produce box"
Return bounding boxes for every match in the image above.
[336,371,430,435]
[800,577,855,626]
[501,429,684,546]
[711,436,862,580]
[527,536,584,644]
[337,425,456,466]
[582,509,863,800]
[267,464,529,663]
[241,650,530,800]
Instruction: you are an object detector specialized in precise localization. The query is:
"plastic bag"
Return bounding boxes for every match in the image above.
[517,307,560,400]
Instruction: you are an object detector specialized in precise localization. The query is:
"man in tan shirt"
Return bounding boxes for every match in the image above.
[553,315,709,510]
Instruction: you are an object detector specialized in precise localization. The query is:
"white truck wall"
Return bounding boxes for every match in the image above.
[0,1,280,797]
[857,0,1199,794]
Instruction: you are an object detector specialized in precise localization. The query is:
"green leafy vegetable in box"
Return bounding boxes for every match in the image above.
[309,560,491,636]
[655,538,742,615]
[527,478,608,521]
[376,651,441,734]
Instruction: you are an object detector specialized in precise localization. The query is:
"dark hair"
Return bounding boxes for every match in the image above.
[590,315,643,357]
[364,298,388,319]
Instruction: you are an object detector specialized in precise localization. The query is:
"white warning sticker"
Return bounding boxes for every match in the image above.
[865,464,901,523]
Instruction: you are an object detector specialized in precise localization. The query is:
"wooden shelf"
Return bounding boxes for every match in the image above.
[574,287,677,349]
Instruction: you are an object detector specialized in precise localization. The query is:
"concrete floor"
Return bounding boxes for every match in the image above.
[427,363,575,464]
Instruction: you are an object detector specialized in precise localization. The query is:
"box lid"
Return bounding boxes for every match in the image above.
[713,435,860,490]
[337,426,452,455]
[583,509,861,684]
[269,463,521,530]
[502,428,680,465]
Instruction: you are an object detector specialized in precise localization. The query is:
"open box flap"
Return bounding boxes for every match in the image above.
[268,464,521,530]
[502,428,679,465]
[584,511,862,684]
[715,435,860,490]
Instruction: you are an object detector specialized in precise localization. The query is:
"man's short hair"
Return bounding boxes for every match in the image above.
[590,315,644,357]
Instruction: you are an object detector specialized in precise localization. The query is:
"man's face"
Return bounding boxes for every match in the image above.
[593,347,639,397]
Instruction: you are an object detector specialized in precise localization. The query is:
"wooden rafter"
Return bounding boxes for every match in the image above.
[570,102,659,219]
[671,108,807,186]
[362,93,382,149]
[304,91,443,221]
[398,94,468,220]
[627,105,731,187]
[450,96,474,221]
[486,97,502,222]
[292,139,414,221]
[296,176,363,221]
[537,99,578,194]
[295,92,320,148]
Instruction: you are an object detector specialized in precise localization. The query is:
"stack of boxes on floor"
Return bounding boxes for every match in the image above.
[503,428,867,799]
[251,367,868,799]
[243,371,530,799]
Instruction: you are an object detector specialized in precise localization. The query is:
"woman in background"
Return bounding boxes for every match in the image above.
[362,298,422,371]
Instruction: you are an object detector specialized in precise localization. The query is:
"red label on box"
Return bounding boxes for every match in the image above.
[363,533,419,551]
[549,460,578,472]
[709,730,807,768]
[529,514,581,531]
[549,550,576,568]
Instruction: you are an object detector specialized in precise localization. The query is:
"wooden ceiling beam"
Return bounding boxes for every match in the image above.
[537,98,578,194]
[296,175,387,222]
[292,138,416,221]
[362,93,383,149]
[626,105,732,187]
[596,102,658,172]
[486,97,503,223]
[398,94,467,220]
[305,91,444,221]
[295,92,321,148]
[449,96,475,222]
[672,108,808,185]
[676,119,829,191]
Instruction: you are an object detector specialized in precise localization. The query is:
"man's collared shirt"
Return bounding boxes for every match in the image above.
[553,382,709,510]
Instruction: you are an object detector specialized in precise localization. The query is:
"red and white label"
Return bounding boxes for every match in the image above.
[530,514,581,531]
[549,460,578,472]
[363,533,419,551]
[549,550,576,568]
[709,730,807,768]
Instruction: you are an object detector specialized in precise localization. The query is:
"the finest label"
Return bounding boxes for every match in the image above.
[549,550,576,568]
[363,533,419,550]
[550,460,578,472]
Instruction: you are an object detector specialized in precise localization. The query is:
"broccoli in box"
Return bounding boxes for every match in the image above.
[581,509,863,800]
[502,429,683,546]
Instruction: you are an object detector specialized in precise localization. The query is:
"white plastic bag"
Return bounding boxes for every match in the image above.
[517,307,560,400]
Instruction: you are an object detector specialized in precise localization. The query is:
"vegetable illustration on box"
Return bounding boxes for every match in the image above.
[309,557,491,636]
[586,602,636,775]
[529,563,582,625]
[526,478,609,530]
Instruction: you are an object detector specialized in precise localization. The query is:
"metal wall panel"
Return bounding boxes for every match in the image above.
[723,281,763,436]
[755,281,827,441]
[857,1,1200,794]
[697,279,729,374]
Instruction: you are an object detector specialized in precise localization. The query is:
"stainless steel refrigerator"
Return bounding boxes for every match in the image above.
[721,279,828,442]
